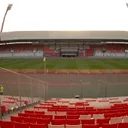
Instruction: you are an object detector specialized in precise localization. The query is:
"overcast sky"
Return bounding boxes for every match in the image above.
[0,0,128,32]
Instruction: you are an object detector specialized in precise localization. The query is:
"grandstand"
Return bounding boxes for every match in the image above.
[0,31,128,58]
[0,30,128,127]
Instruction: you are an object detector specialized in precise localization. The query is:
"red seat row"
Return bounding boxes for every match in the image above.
[11,116,110,125]
[1,120,128,128]
[0,121,47,128]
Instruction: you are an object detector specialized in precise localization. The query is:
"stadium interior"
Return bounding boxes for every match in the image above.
[1,1,128,128]
[0,36,128,128]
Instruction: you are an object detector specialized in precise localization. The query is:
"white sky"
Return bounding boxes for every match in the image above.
[0,0,128,32]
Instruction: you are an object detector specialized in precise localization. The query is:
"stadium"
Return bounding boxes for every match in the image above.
[0,1,128,128]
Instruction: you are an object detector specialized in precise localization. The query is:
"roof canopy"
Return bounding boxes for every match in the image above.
[1,31,128,42]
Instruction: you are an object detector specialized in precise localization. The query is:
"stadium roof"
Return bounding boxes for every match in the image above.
[1,31,128,42]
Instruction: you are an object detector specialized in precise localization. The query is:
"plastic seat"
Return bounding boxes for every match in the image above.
[37,118,51,124]
[1,121,14,128]
[96,118,109,126]
[118,123,128,128]
[42,115,53,121]
[67,115,80,119]
[10,116,23,122]
[82,124,99,128]
[81,119,95,124]
[35,111,44,115]
[22,117,30,123]
[67,119,80,125]
[54,115,66,119]
[14,122,29,128]
[102,123,118,128]
[30,123,47,128]
[25,110,35,114]
[52,119,66,125]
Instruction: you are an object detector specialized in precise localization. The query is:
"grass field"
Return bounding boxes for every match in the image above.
[0,59,128,69]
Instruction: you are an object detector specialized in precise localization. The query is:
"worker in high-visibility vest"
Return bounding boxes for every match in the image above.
[0,86,4,95]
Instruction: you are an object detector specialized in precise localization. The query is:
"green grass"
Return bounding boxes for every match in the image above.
[0,59,127,69]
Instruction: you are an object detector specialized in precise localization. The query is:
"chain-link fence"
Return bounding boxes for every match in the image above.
[28,73,128,99]
[0,67,47,118]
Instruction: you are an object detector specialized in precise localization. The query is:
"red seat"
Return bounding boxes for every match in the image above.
[52,119,66,125]
[102,124,118,128]
[22,117,30,123]
[81,119,95,124]
[67,115,80,119]
[82,124,99,128]
[25,110,35,114]
[18,113,25,117]
[67,119,80,125]
[35,111,44,115]
[42,115,53,121]
[118,123,128,128]
[14,122,29,128]
[22,117,37,123]
[10,116,23,122]
[37,118,51,124]
[30,123,47,128]
[54,115,66,119]
[1,121,14,128]
[104,113,115,118]
[28,118,37,124]
[96,118,109,126]
[18,113,29,117]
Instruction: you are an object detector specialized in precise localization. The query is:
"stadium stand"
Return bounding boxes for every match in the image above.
[0,44,43,58]
[0,95,40,114]
[1,96,128,128]
[0,43,128,58]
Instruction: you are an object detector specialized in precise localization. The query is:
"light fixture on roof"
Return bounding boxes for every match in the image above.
[7,4,13,11]
[0,4,13,41]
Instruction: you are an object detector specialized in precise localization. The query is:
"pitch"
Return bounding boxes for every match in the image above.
[0,59,127,69]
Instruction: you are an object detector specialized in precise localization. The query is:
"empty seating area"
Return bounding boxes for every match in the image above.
[0,95,40,114]
[1,97,128,128]
[43,47,55,57]
[0,43,128,58]
[0,44,43,58]
[85,49,94,57]
[93,44,128,57]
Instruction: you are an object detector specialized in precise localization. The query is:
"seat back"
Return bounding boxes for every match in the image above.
[67,119,80,125]
[81,119,95,124]
[14,122,29,128]
[102,123,118,128]
[52,119,66,125]
[1,121,14,128]
[30,124,46,128]
[82,124,99,128]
